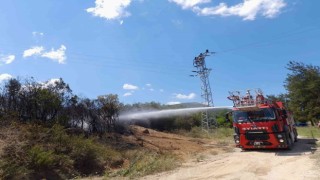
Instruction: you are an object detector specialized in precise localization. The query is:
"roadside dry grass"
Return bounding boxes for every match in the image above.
[297,127,320,168]
[174,127,234,163]
[179,127,234,150]
[106,150,178,178]
[108,126,235,179]
[176,126,234,140]
[297,126,320,139]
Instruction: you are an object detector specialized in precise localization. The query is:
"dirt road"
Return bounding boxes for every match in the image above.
[143,138,319,180]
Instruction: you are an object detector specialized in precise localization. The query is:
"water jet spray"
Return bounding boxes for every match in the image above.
[119,106,233,122]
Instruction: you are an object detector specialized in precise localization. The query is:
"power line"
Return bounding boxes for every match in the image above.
[217,26,320,54]
[64,59,192,77]
[1,25,320,76]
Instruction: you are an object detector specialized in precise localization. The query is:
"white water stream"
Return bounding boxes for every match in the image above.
[119,106,233,121]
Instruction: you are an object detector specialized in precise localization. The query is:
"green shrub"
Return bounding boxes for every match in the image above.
[0,144,31,179]
[50,125,122,176]
[108,150,178,178]
[190,126,206,138]
[28,146,56,170]
[216,116,232,128]
[211,127,234,139]
[69,137,106,175]
[173,114,201,131]
[0,124,123,179]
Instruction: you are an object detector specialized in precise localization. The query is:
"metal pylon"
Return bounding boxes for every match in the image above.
[191,50,216,132]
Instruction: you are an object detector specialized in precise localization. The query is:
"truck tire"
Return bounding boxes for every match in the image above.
[287,138,293,150]
[283,125,293,150]
[293,128,298,142]
[286,133,293,150]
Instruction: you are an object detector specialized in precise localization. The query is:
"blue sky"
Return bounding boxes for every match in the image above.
[0,0,319,106]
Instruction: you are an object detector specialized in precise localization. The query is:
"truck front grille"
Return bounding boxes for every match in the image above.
[245,130,269,140]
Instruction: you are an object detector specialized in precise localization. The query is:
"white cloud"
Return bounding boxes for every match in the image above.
[43,78,61,88]
[123,92,133,97]
[170,0,286,20]
[23,32,66,64]
[41,45,67,64]
[196,0,286,20]
[175,93,196,100]
[23,46,44,58]
[146,83,152,87]
[87,0,132,21]
[169,0,210,9]
[0,73,13,83]
[23,45,66,64]
[32,31,44,37]
[0,54,15,65]
[167,101,181,105]
[159,89,164,92]
[149,88,154,91]
[38,78,69,93]
[123,83,139,90]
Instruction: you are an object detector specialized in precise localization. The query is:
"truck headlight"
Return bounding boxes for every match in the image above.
[277,134,283,138]
[279,139,284,143]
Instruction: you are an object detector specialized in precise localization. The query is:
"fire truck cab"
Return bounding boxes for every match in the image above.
[226,89,298,150]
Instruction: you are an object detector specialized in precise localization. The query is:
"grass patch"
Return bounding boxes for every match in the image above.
[107,150,178,178]
[297,127,320,139]
[298,127,320,167]
[310,142,320,166]
[210,128,234,140]
[177,126,234,140]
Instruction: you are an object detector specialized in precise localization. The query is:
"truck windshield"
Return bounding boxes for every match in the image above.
[233,108,276,122]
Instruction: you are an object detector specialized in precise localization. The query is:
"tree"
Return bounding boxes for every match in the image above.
[0,77,75,125]
[285,61,320,125]
[18,77,41,121]
[45,78,72,107]
[36,88,62,123]
[4,78,21,113]
[96,94,121,132]
[65,96,97,131]
[266,94,289,106]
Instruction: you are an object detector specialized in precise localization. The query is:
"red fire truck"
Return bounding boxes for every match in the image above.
[226,89,298,150]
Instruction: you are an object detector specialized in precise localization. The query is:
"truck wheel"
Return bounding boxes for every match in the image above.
[286,134,293,150]
[293,128,298,142]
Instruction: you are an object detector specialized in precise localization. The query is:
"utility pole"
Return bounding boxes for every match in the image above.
[191,49,216,132]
